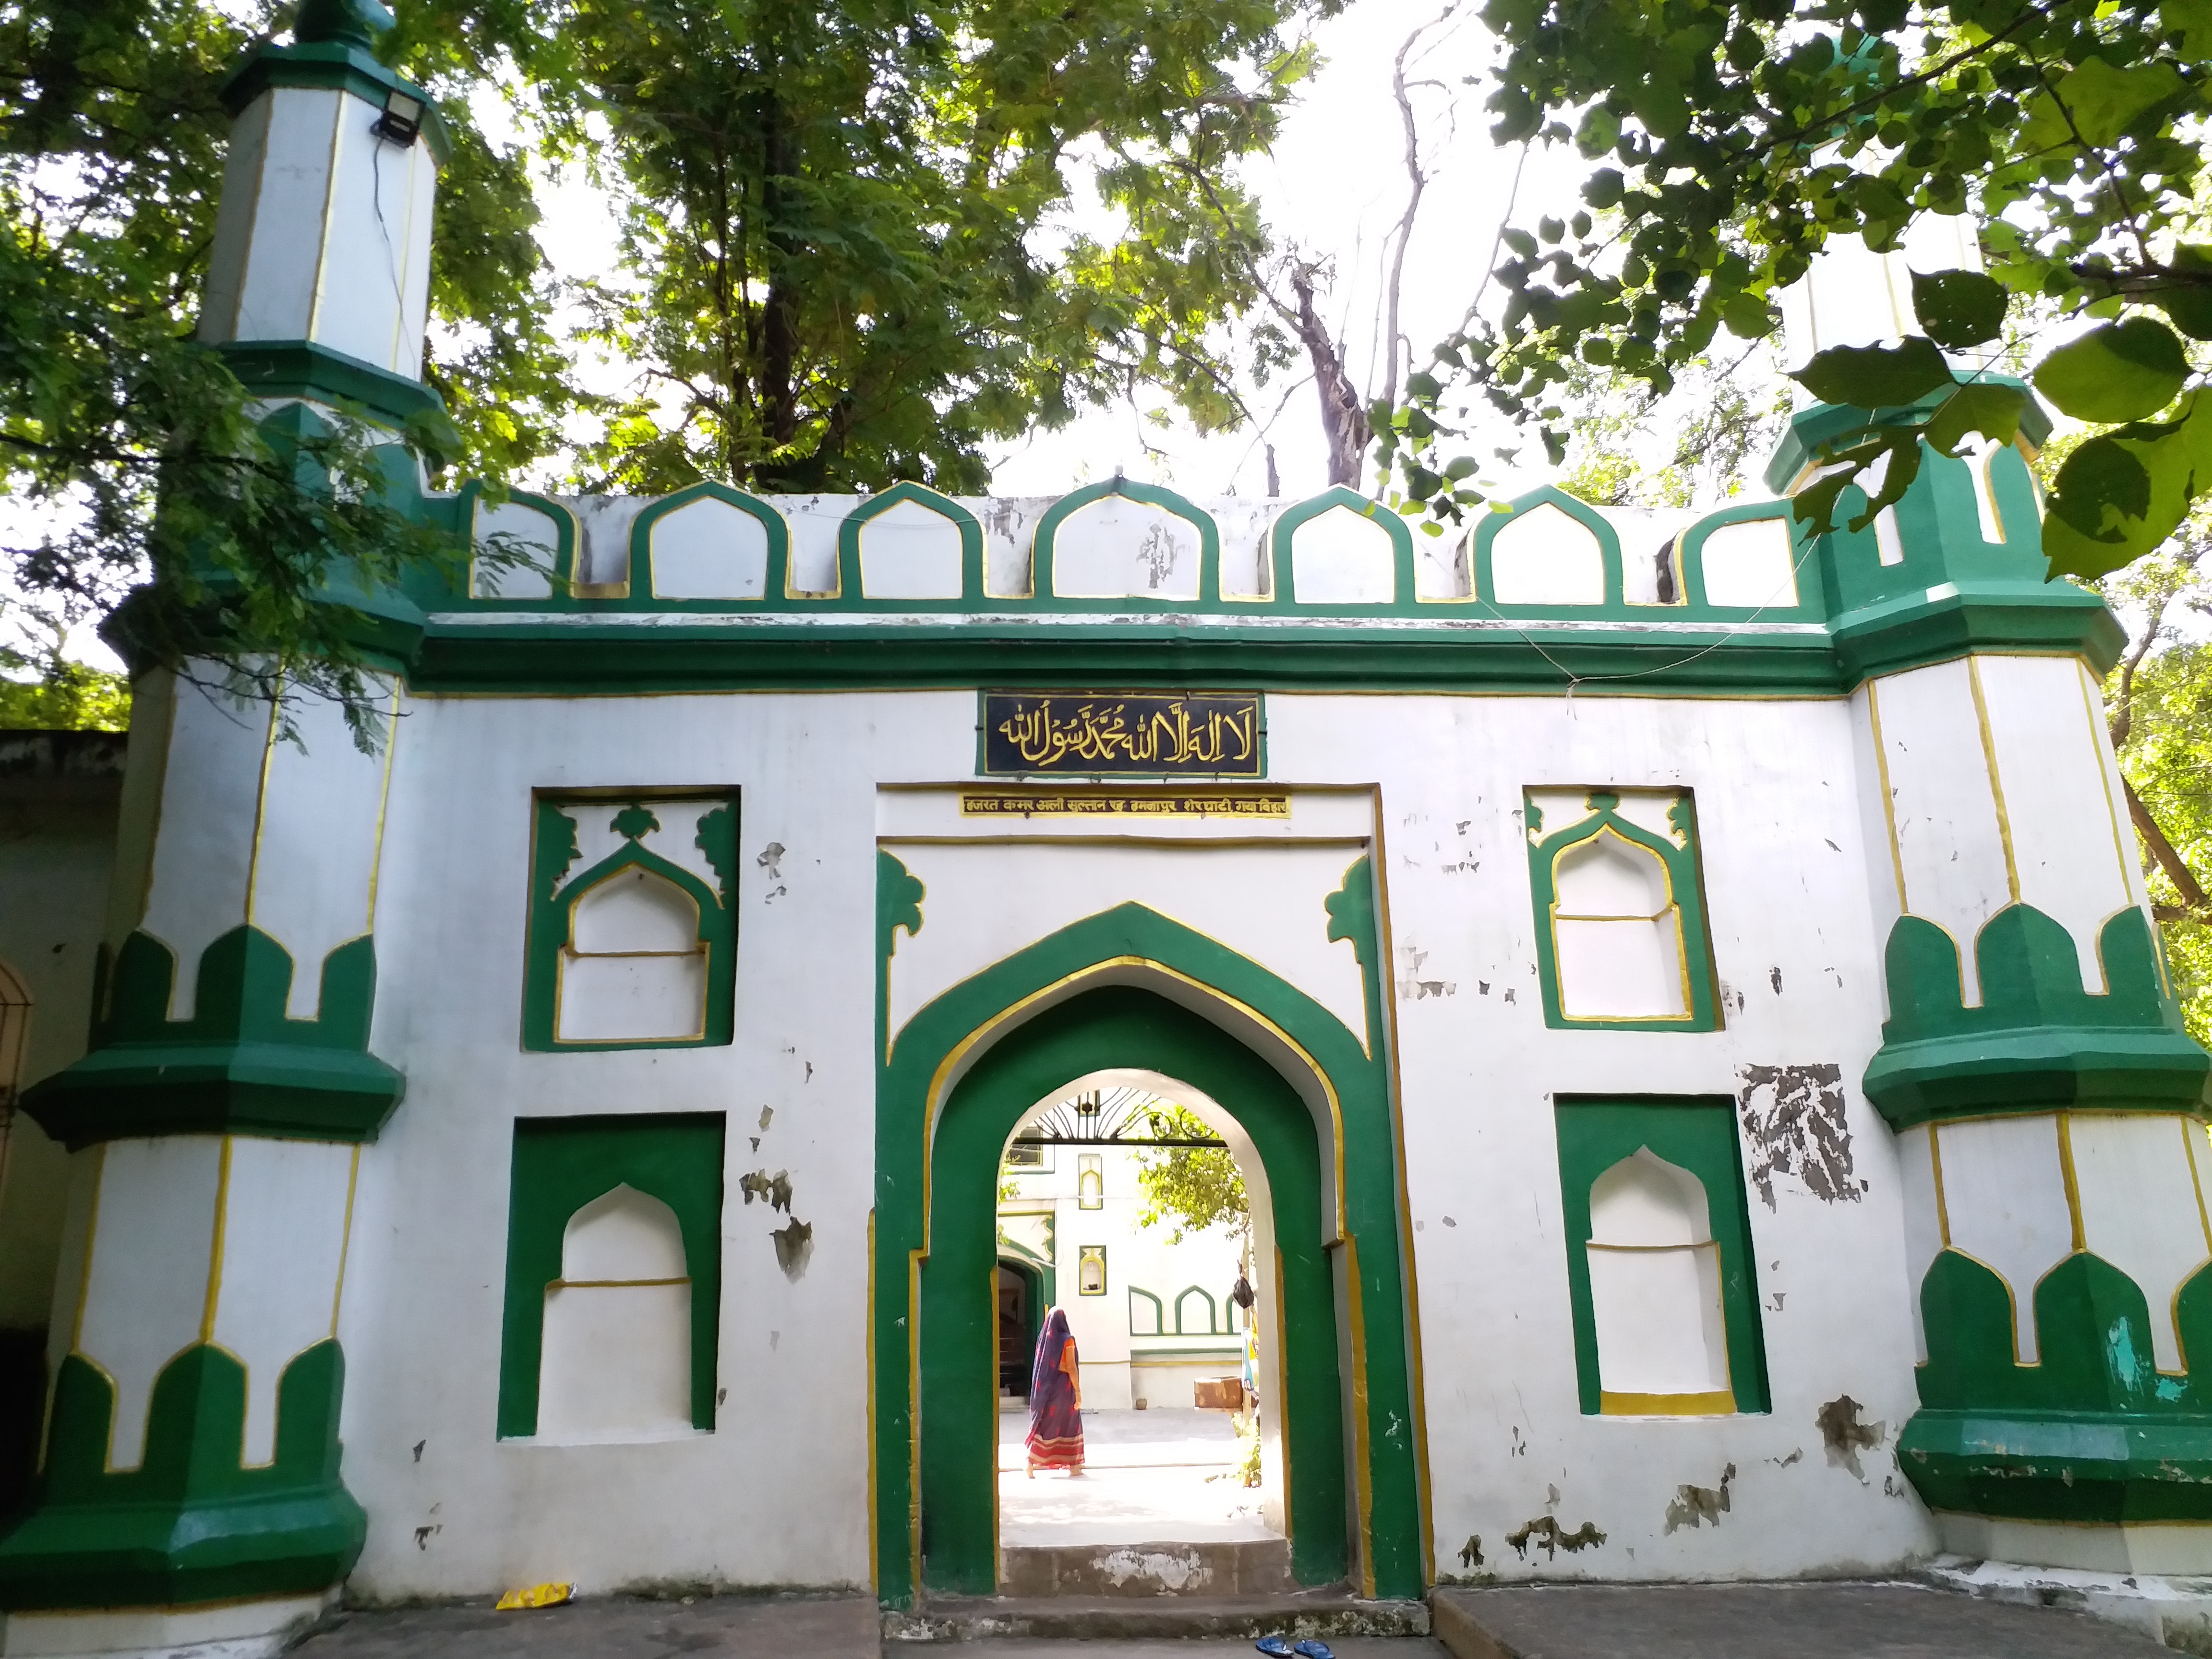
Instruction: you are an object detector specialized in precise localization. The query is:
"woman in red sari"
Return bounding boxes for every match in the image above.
[1025,1308,1084,1476]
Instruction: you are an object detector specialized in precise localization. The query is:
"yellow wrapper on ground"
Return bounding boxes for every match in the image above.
[495,1582,573,1611]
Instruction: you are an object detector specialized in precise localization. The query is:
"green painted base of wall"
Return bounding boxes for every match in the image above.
[1900,1409,2212,1524]
[23,928,403,1150]
[0,1345,365,1610]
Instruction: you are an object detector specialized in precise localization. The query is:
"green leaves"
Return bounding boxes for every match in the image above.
[2052,438,2153,538]
[2034,318,2191,421]
[1924,382,2031,454]
[2044,393,2212,577]
[2025,59,2186,150]
[1911,268,2009,349]
[1792,337,1953,408]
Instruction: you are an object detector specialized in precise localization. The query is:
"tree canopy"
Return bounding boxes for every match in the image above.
[1375,0,2212,574]
[1,0,1322,728]
[1133,1105,1249,1245]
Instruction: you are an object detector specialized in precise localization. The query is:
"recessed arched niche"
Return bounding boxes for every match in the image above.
[1696,516,1797,609]
[1175,1285,1218,1336]
[1047,495,1203,601]
[1288,504,1397,604]
[558,867,707,1043]
[648,493,774,600]
[1486,500,1608,605]
[537,1184,694,1441]
[1551,830,1686,1020]
[471,492,567,600]
[1584,1148,1731,1407]
[859,496,966,600]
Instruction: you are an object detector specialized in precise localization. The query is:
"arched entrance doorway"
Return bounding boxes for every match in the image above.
[871,890,1429,1604]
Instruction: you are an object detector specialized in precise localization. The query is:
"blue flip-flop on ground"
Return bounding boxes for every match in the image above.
[1293,1643,1335,1659]
[1253,1639,1293,1657]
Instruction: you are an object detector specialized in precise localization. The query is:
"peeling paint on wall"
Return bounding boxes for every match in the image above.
[1504,1516,1606,1560]
[773,1217,814,1279]
[1662,1463,1735,1534]
[1815,1394,1884,1480]
[740,1169,793,1212]
[1736,1062,1860,1209]
[1458,1535,1483,1568]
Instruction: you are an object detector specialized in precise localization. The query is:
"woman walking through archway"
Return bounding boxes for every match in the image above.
[1025,1308,1084,1477]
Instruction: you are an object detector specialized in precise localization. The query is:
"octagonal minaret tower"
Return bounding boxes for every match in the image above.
[0,2,436,1650]
[1780,224,2212,1574]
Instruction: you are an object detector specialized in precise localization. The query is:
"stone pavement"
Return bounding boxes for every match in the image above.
[287,1581,2175,1658]
[1432,1582,2171,1657]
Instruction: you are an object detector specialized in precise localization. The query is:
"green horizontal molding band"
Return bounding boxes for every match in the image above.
[218,39,454,161]
[1899,1249,2212,1523]
[1863,906,2209,1130]
[21,927,404,1150]
[0,1344,365,1610]
[408,620,1874,697]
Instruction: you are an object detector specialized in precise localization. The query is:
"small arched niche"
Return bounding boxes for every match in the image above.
[1696,517,1797,609]
[558,866,708,1042]
[861,497,966,599]
[472,494,565,600]
[1048,497,1202,601]
[538,1184,694,1441]
[1175,1285,1217,1336]
[1585,1148,1732,1409]
[649,495,771,600]
[1551,830,1687,1020]
[1487,501,1607,605]
[1129,1286,1164,1337]
[1289,505,1396,604]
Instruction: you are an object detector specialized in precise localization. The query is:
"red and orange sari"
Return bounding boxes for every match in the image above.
[1025,1308,1084,1475]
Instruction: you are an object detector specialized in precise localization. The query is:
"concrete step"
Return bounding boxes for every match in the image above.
[999,1538,1293,1597]
[883,1591,1431,1643]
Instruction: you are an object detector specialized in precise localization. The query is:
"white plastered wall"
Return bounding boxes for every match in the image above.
[329,680,1943,1598]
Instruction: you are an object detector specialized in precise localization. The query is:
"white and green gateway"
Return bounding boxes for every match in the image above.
[1,6,2209,1658]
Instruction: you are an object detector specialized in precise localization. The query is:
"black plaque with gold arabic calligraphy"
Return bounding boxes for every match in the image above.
[979,692,1264,777]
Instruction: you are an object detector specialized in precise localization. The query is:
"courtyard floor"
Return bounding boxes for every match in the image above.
[998,1404,1275,1545]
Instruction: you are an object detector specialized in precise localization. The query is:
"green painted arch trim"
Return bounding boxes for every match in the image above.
[1865,906,2210,1128]
[1128,1285,1166,1334]
[521,797,739,1053]
[919,985,1346,1595]
[0,1342,363,1609]
[1172,1283,1220,1335]
[1672,500,1825,622]
[1263,489,1419,613]
[455,480,580,599]
[1032,479,1222,606]
[21,928,403,1150]
[630,482,795,605]
[497,1112,726,1438]
[872,897,1423,1606]
[1552,1096,1771,1418]
[831,482,985,609]
[1471,486,1624,613]
[1524,793,1721,1033]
